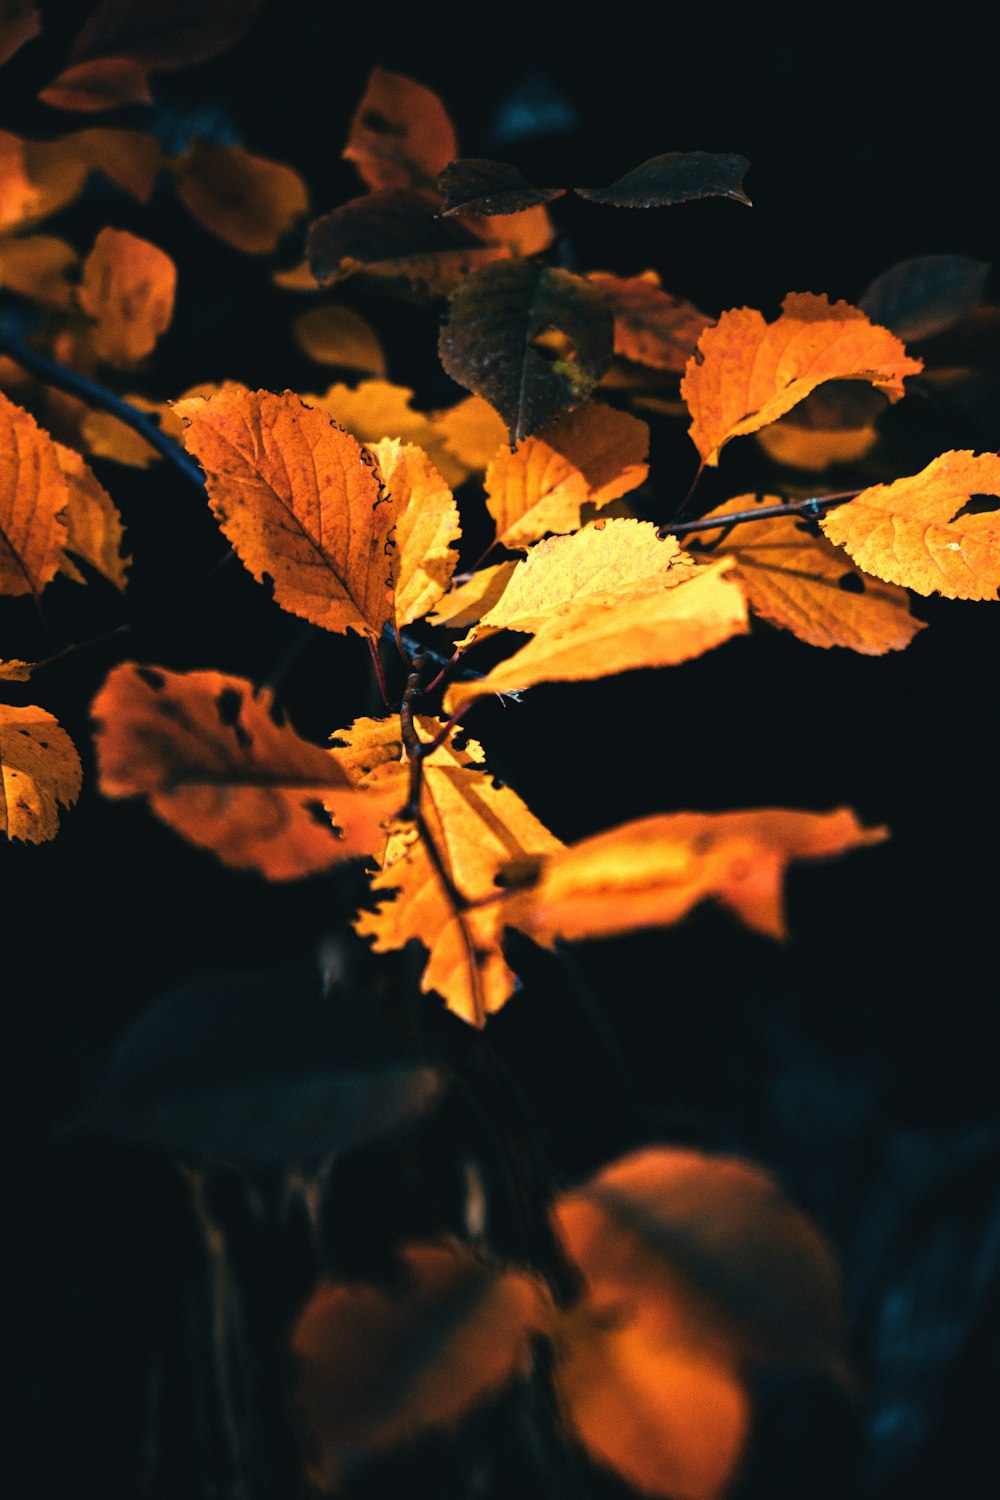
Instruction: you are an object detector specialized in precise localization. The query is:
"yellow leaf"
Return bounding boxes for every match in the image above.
[755,420,878,471]
[681,292,922,466]
[484,400,649,549]
[77,227,176,367]
[173,141,308,254]
[0,703,82,842]
[430,394,509,473]
[367,438,461,627]
[819,449,1000,600]
[427,560,519,637]
[292,304,386,373]
[54,442,129,590]
[0,658,34,681]
[442,559,748,713]
[0,389,69,596]
[79,404,161,467]
[693,495,923,653]
[304,379,469,488]
[176,387,395,637]
[0,234,78,308]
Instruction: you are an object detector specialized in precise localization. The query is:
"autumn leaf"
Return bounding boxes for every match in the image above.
[0,234,77,307]
[6,129,164,227]
[367,439,460,627]
[692,495,923,653]
[54,442,129,590]
[37,56,153,111]
[426,561,519,635]
[0,658,34,681]
[440,262,614,442]
[576,151,751,208]
[819,450,1000,600]
[92,663,402,878]
[859,254,991,343]
[292,304,386,374]
[483,401,649,549]
[430,394,509,473]
[588,271,713,372]
[77,227,176,367]
[437,159,564,217]
[442,559,748,713]
[344,66,458,193]
[0,1,40,68]
[0,389,69,597]
[293,1242,552,1484]
[176,387,395,637]
[465,203,554,257]
[681,292,922,466]
[0,130,37,228]
[304,379,469,488]
[173,141,308,254]
[505,807,887,946]
[0,703,82,842]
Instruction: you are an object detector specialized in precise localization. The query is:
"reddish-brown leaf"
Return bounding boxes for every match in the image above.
[0,2,40,68]
[588,271,712,372]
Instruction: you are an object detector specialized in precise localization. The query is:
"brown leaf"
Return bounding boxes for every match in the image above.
[820,449,1000,600]
[681,292,922,466]
[38,56,153,111]
[54,442,129,590]
[92,663,401,878]
[293,1242,552,1483]
[576,151,751,208]
[0,658,34,681]
[588,271,712,372]
[693,495,923,653]
[367,438,460,627]
[0,703,82,842]
[77,227,176,367]
[437,158,564,217]
[176,387,395,637]
[344,66,457,192]
[484,401,649,549]
[173,140,308,254]
[0,389,69,596]
[292,304,386,374]
[0,1,40,68]
[0,234,77,308]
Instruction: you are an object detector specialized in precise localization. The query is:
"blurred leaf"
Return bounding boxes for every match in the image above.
[173,140,308,255]
[77,227,176,367]
[344,66,457,192]
[859,254,991,343]
[292,304,386,373]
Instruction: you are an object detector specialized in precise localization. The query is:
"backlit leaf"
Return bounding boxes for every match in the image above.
[93,663,401,878]
[819,449,1000,600]
[293,1242,552,1482]
[588,271,712,372]
[344,66,457,192]
[0,2,40,68]
[0,234,77,308]
[367,438,460,627]
[859,254,991,343]
[439,261,614,442]
[577,151,751,208]
[304,379,469,488]
[693,495,923,653]
[174,141,308,254]
[430,394,509,471]
[0,703,82,842]
[292,304,386,374]
[54,442,129,590]
[77,227,176,367]
[175,387,395,637]
[437,158,564,216]
[442,559,748,713]
[681,292,922,466]
[0,389,68,596]
[484,401,648,549]
[426,561,518,634]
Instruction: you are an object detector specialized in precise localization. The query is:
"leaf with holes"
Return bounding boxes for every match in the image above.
[0,704,82,842]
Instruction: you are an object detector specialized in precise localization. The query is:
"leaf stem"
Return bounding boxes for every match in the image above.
[367,635,389,706]
[661,489,859,539]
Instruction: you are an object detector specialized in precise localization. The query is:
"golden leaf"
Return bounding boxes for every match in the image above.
[0,389,69,596]
[367,438,461,627]
[0,658,34,681]
[0,234,78,307]
[304,379,469,488]
[430,394,509,473]
[173,141,308,254]
[291,304,386,373]
[54,442,129,590]
[77,227,176,366]
[0,703,82,842]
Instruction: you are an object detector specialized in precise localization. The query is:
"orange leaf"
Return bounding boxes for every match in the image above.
[54,442,129,590]
[38,56,153,111]
[0,2,40,68]
[0,234,78,308]
[367,438,460,627]
[92,663,401,878]
[0,703,82,842]
[174,141,308,254]
[0,389,69,596]
[293,1242,552,1484]
[507,807,887,945]
[693,495,923,653]
[442,558,748,713]
[426,560,519,635]
[0,130,39,229]
[554,1307,748,1500]
[755,420,878,471]
[291,304,386,374]
[430,394,509,473]
[819,450,1000,600]
[588,271,713,372]
[484,401,649,549]
[681,292,922,465]
[176,387,395,637]
[304,379,470,488]
[77,227,176,367]
[343,66,457,193]
[3,130,163,229]
[0,658,34,681]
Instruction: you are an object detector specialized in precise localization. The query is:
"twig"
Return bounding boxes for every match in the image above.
[367,635,389,706]
[660,489,859,539]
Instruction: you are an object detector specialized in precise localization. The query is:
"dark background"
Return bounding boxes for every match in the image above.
[5,3,999,1497]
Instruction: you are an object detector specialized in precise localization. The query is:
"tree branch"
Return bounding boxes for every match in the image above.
[661,490,859,539]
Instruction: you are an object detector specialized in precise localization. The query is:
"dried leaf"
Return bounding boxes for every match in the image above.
[588,271,712,372]
[293,1242,552,1482]
[442,559,748,713]
[0,389,69,596]
[681,292,922,466]
[508,807,887,945]
[304,379,468,488]
[576,151,751,208]
[176,387,395,637]
[344,66,457,192]
[430,394,509,472]
[819,449,1000,600]
[77,227,176,367]
[174,141,308,254]
[93,663,401,878]
[368,438,460,626]
[54,441,129,590]
[0,234,77,308]
[484,401,648,549]
[437,158,564,216]
[0,658,34,681]
[0,2,40,68]
[292,304,386,374]
[693,495,923,653]
[859,254,991,343]
[0,703,82,842]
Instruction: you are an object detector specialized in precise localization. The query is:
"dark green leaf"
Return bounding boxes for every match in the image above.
[576,151,751,208]
[437,158,565,217]
[859,254,991,342]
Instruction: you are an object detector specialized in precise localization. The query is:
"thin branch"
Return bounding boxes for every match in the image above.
[367,636,389,706]
[660,489,859,539]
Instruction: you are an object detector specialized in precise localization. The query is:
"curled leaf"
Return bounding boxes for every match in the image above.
[0,703,82,842]
[368,438,460,627]
[576,151,751,208]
